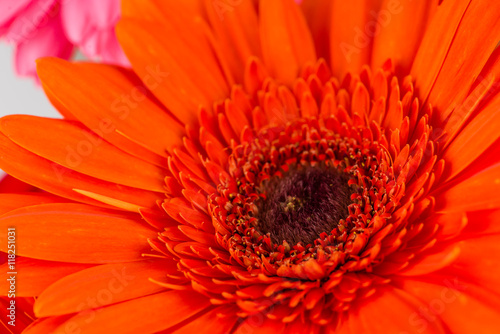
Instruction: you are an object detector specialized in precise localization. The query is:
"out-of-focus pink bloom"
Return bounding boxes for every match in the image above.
[61,0,128,66]
[0,0,127,80]
[0,0,72,78]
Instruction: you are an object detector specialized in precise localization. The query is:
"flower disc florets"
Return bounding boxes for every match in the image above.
[210,118,403,280]
[167,59,439,324]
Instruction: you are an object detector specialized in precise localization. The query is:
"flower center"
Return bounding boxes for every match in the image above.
[197,60,438,281]
[170,58,441,324]
[256,166,353,246]
[208,117,405,278]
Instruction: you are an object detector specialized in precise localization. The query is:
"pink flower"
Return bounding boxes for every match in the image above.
[60,0,128,66]
[0,0,127,80]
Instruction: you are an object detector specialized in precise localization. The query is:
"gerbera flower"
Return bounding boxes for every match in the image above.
[1,0,500,332]
[0,0,126,80]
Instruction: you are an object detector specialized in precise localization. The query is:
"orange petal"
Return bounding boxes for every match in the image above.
[424,1,500,124]
[441,92,500,181]
[441,49,500,145]
[37,58,183,166]
[345,286,447,333]
[51,290,210,334]
[300,0,332,61]
[398,244,461,277]
[203,0,261,83]
[0,132,162,211]
[0,193,67,216]
[449,234,500,296]
[432,212,468,240]
[116,17,229,127]
[23,315,72,334]
[0,203,157,263]
[0,116,167,192]
[462,210,500,237]
[435,163,500,212]
[473,42,500,92]
[400,278,500,334]
[122,0,203,22]
[175,307,238,333]
[259,0,316,85]
[0,258,92,297]
[371,0,437,75]
[121,0,225,89]
[34,259,172,317]
[410,0,500,124]
[285,318,322,333]
[329,0,383,79]
[410,0,470,104]
[234,317,285,334]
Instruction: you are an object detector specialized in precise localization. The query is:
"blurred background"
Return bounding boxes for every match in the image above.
[0,43,60,119]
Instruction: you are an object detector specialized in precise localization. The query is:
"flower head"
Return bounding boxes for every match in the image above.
[1,0,500,332]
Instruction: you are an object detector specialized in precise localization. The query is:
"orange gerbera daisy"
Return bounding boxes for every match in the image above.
[1,0,500,333]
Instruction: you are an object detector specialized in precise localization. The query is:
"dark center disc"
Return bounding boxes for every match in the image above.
[256,166,354,246]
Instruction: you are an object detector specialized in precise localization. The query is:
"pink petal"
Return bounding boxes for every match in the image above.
[60,0,126,65]
[59,0,91,45]
[101,37,129,67]
[94,28,129,66]
[0,0,32,28]
[15,14,72,78]
[86,0,121,29]
[60,0,120,44]
[4,0,57,43]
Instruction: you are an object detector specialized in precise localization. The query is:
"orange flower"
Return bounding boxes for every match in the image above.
[1,0,500,332]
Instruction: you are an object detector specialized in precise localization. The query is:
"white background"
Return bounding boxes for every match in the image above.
[0,43,60,119]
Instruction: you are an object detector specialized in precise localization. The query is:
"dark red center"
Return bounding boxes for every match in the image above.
[256,166,354,245]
